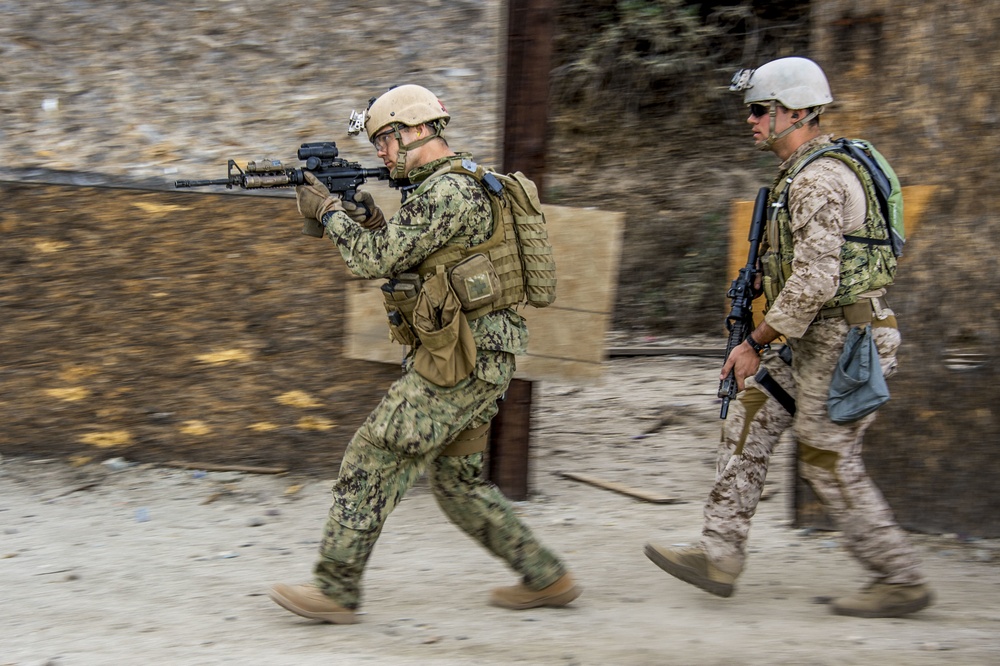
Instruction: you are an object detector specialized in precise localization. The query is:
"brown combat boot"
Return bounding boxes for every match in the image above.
[489,573,581,610]
[268,583,358,624]
[831,582,933,618]
[644,543,738,598]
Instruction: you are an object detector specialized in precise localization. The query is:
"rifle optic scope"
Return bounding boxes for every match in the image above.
[298,142,339,161]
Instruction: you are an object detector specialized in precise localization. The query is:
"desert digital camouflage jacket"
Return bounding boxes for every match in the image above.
[761,135,896,339]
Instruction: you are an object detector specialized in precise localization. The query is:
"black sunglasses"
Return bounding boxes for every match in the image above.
[749,103,770,119]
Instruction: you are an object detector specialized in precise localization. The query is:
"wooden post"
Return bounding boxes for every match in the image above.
[489,378,533,501]
[489,0,554,499]
[501,0,554,192]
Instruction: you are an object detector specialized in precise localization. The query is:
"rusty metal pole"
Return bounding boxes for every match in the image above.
[488,0,554,500]
[488,378,533,501]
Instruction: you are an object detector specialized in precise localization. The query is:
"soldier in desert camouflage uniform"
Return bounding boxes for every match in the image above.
[269,85,579,624]
[644,58,932,618]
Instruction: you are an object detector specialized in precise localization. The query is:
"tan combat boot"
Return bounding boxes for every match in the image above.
[644,543,738,598]
[489,573,581,610]
[268,583,358,624]
[831,582,933,618]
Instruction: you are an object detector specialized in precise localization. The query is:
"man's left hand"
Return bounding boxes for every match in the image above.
[296,171,342,221]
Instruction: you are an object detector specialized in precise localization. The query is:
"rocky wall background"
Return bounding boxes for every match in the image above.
[0,0,504,181]
[811,0,1000,535]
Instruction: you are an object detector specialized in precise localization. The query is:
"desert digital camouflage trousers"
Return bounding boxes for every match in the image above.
[701,318,924,585]
[312,350,566,609]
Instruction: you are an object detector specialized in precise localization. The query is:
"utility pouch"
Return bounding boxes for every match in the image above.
[841,300,874,327]
[760,251,787,306]
[412,267,477,387]
[449,253,501,312]
[381,277,420,347]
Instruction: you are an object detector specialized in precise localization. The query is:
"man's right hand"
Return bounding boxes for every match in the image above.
[720,341,762,392]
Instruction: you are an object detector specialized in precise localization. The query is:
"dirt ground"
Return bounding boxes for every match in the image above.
[3,354,1000,666]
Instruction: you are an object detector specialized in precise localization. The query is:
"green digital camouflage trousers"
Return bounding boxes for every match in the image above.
[702,318,924,585]
[312,350,566,609]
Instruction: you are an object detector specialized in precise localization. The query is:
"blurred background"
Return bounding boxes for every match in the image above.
[1,0,998,533]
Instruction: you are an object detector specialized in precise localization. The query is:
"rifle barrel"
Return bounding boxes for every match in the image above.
[174,179,231,188]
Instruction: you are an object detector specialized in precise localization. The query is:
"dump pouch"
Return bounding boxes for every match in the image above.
[827,324,890,424]
[411,267,477,387]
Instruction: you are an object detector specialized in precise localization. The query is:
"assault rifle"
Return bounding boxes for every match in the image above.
[718,187,769,419]
[718,187,797,419]
[174,141,406,236]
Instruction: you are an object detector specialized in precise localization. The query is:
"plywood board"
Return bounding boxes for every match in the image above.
[346,185,624,382]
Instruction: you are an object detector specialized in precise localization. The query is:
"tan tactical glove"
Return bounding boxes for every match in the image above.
[295,171,342,221]
[342,191,386,230]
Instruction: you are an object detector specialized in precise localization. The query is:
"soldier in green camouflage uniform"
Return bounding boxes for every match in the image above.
[269,85,579,624]
[644,58,932,618]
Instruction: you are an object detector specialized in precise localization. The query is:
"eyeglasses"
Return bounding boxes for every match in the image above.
[372,126,398,152]
[748,104,770,119]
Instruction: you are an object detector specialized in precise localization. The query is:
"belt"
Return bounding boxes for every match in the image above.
[439,422,490,457]
[815,297,897,329]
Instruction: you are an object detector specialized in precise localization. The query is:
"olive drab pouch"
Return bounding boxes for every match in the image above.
[759,250,791,308]
[412,266,477,387]
[502,171,557,308]
[828,324,890,424]
[449,253,501,311]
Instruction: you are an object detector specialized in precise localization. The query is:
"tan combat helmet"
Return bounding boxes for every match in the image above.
[730,56,833,150]
[348,85,450,178]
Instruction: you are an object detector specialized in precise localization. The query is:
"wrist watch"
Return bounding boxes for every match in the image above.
[746,335,767,355]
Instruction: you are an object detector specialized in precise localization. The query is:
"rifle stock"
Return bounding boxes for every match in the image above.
[718,187,769,419]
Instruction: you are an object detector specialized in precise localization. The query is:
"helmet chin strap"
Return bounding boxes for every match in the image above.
[390,126,445,178]
[758,106,821,151]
